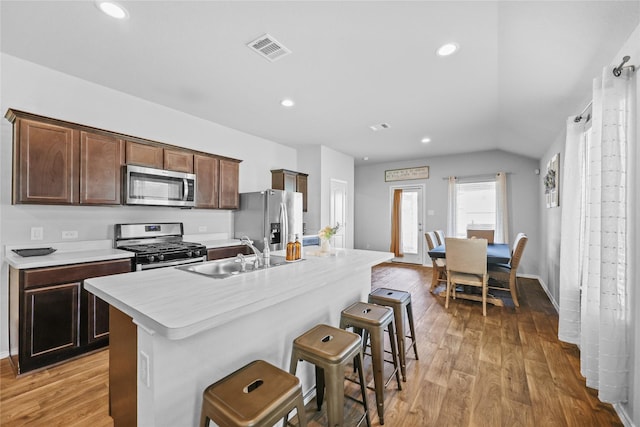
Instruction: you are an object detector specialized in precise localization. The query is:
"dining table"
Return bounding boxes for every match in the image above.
[427,243,512,307]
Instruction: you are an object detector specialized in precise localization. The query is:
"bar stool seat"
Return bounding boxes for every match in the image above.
[200,359,307,427]
[289,324,370,427]
[340,302,402,425]
[368,288,419,381]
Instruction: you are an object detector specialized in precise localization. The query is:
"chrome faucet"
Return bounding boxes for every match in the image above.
[236,253,247,272]
[240,236,263,268]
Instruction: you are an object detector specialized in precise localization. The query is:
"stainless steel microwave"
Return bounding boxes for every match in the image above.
[124,165,196,208]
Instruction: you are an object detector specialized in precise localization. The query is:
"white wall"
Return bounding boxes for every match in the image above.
[538,22,640,427]
[297,145,322,234]
[354,149,540,273]
[298,145,355,248]
[0,54,298,356]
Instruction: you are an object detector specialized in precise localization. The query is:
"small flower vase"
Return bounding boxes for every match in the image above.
[320,238,331,253]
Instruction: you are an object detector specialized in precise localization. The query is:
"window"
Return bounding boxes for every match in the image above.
[454,180,496,238]
[401,191,419,253]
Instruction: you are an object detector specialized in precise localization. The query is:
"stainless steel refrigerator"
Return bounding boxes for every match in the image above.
[234,189,303,252]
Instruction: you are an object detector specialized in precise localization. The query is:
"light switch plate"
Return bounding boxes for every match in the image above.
[31,227,44,241]
[140,351,150,387]
[62,230,78,239]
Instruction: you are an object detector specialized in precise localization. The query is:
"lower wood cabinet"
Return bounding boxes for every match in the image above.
[8,258,133,374]
[207,245,251,261]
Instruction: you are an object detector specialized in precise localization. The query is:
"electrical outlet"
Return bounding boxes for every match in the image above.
[31,227,44,241]
[198,226,207,232]
[140,351,150,387]
[62,230,78,239]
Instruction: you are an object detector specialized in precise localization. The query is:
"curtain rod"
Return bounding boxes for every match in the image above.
[613,55,636,77]
[441,172,510,181]
[574,101,593,123]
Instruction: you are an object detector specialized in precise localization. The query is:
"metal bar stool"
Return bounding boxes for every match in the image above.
[288,324,370,427]
[340,302,402,425]
[200,359,307,427]
[368,288,419,381]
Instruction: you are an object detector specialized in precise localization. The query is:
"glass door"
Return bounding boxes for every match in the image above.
[390,185,424,264]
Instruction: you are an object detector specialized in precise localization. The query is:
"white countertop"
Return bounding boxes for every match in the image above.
[4,237,245,269]
[85,248,393,340]
[4,240,133,269]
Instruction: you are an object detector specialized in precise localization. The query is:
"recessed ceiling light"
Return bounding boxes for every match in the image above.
[363,157,369,161]
[280,99,295,107]
[95,1,129,19]
[436,43,459,57]
[421,137,431,144]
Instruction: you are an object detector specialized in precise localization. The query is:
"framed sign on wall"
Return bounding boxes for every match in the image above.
[545,153,559,208]
[385,166,429,182]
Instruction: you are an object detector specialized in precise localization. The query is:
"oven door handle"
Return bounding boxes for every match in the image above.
[138,256,206,271]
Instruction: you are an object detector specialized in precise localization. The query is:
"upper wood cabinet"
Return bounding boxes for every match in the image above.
[194,154,220,209]
[219,159,240,209]
[272,169,309,212]
[12,118,80,204]
[80,131,124,205]
[6,109,241,210]
[164,149,194,173]
[125,141,163,169]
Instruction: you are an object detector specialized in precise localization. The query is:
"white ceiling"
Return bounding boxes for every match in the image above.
[1,1,639,164]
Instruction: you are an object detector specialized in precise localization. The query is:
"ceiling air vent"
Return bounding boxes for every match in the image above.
[370,123,391,132]
[247,34,291,62]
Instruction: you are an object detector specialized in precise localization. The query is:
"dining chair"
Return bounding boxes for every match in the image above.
[445,237,489,316]
[425,232,446,292]
[434,230,446,246]
[488,232,528,307]
[466,228,495,244]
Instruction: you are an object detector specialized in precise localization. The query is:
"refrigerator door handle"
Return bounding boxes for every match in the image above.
[280,202,288,245]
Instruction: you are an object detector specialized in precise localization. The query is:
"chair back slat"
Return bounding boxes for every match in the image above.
[510,233,528,270]
[466,229,495,244]
[425,232,438,250]
[434,230,446,246]
[445,238,487,275]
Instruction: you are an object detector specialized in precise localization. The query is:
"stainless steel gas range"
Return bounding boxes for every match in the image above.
[115,223,207,271]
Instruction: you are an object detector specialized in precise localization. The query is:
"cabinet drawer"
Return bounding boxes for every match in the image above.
[22,259,132,289]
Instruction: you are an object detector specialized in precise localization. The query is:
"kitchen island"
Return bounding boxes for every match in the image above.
[85,248,393,427]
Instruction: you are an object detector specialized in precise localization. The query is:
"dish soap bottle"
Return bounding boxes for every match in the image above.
[286,236,295,261]
[294,234,302,260]
[263,237,270,267]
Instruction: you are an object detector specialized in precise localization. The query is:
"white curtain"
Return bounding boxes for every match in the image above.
[558,118,587,345]
[495,172,509,244]
[558,65,634,403]
[446,176,457,237]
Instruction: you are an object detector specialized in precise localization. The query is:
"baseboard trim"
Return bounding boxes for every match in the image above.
[520,273,559,313]
[614,402,635,427]
[0,351,9,360]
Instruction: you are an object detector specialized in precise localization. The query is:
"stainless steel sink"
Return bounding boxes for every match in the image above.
[176,255,292,279]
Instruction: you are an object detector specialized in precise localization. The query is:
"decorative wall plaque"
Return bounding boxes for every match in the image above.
[384,166,429,182]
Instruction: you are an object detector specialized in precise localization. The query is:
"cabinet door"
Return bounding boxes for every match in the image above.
[271,170,297,192]
[297,174,308,212]
[125,141,163,169]
[23,283,80,365]
[15,119,79,204]
[80,131,124,205]
[194,155,220,209]
[164,149,194,173]
[88,294,110,343]
[219,159,240,209]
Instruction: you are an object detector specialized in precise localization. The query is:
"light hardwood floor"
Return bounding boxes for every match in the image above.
[0,263,622,426]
